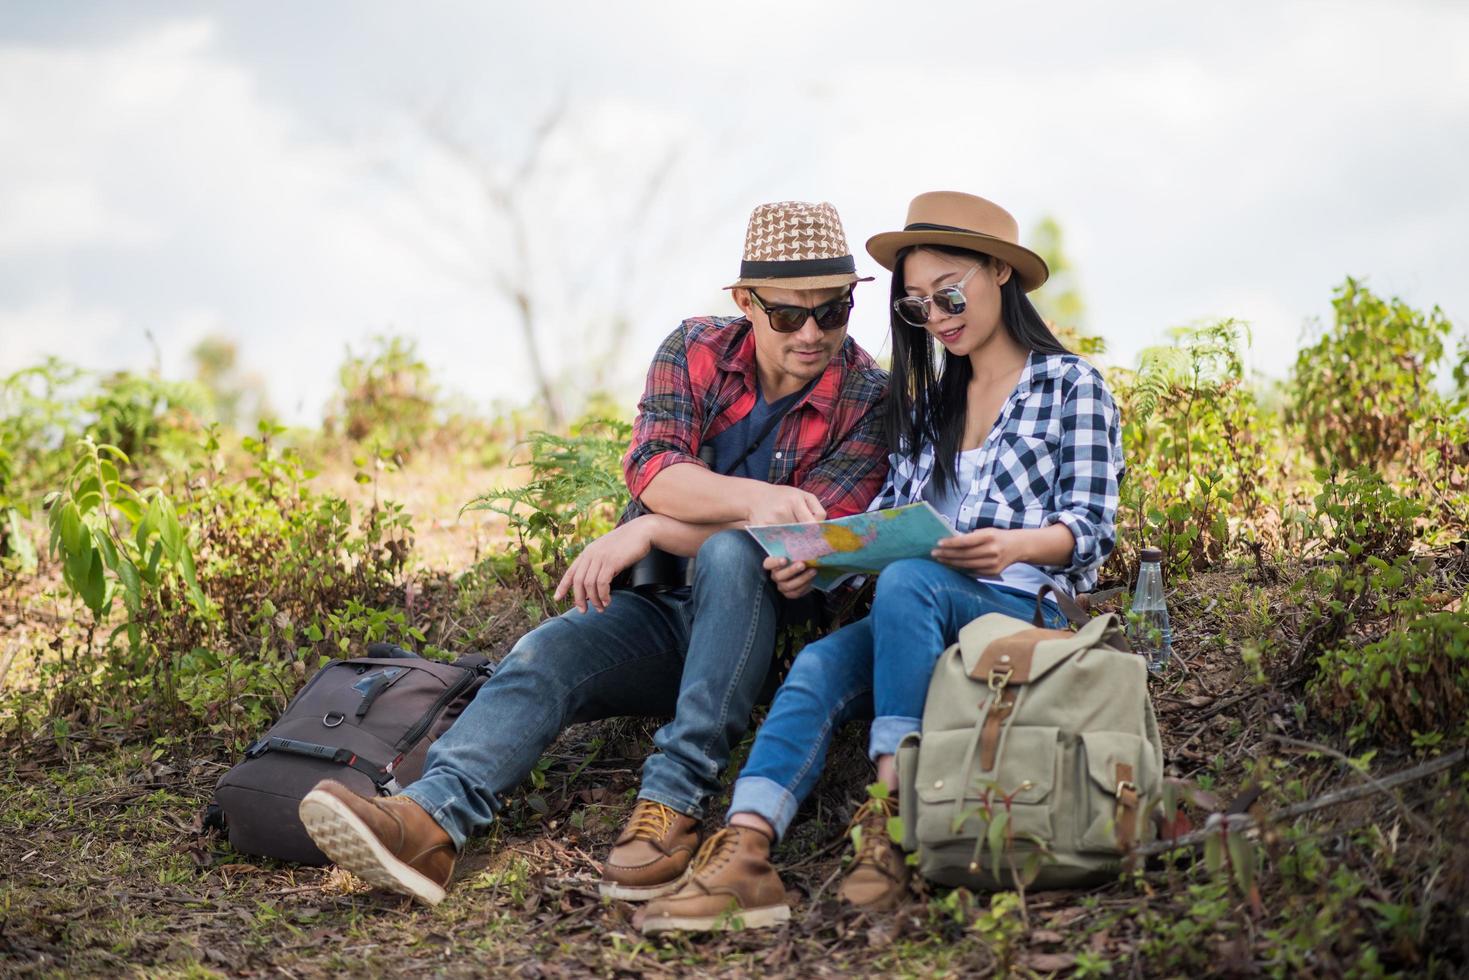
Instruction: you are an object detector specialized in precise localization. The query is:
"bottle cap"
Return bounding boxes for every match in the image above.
[1140,547,1163,563]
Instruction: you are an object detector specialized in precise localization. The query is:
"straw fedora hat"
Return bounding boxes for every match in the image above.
[724,200,874,291]
[865,191,1049,292]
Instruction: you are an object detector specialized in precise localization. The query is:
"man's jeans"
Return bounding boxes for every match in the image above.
[728,559,1068,841]
[403,529,799,849]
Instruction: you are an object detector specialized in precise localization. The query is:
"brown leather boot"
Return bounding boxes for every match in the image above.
[599,799,701,901]
[637,826,791,934]
[837,795,910,910]
[298,779,455,906]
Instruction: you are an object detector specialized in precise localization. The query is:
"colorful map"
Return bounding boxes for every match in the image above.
[746,502,957,591]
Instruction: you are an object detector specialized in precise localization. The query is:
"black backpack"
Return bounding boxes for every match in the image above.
[208,643,493,864]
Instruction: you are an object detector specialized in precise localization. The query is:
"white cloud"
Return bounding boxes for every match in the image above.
[0,1,1465,424]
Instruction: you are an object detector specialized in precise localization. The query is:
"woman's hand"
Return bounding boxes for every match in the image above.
[931,527,1024,576]
[555,518,655,613]
[763,555,818,600]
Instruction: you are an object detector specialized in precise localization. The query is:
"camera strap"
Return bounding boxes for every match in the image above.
[707,377,816,477]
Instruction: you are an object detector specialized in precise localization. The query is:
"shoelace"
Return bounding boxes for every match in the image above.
[625,800,676,842]
[690,827,739,876]
[847,796,897,865]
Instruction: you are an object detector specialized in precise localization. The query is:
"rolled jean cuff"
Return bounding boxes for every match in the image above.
[399,784,476,852]
[729,776,800,842]
[869,715,922,760]
[635,787,703,821]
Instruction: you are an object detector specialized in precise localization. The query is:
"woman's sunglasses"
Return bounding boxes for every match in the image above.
[892,264,982,327]
[749,289,855,334]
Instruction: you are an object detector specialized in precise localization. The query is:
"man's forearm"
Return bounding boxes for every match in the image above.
[642,513,747,558]
[639,462,761,524]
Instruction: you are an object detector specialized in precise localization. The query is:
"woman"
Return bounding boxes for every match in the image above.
[638,192,1124,933]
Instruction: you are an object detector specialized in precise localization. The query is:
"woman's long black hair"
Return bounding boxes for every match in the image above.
[884,244,1071,497]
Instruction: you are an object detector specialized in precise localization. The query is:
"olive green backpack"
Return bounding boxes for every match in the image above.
[896,589,1163,890]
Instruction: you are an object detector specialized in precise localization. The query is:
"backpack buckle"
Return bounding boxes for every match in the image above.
[1115,779,1139,801]
[987,668,1013,692]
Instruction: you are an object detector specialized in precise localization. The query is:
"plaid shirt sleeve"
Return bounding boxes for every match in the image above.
[1043,365,1124,573]
[798,400,889,518]
[622,325,705,500]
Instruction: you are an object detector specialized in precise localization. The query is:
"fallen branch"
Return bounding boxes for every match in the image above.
[1136,747,1467,858]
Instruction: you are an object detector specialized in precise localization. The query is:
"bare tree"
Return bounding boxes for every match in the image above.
[382,97,708,427]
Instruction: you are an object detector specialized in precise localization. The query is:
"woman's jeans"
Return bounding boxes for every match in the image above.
[403,530,809,850]
[729,558,1068,841]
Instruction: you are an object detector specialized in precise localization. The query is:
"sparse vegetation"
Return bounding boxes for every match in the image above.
[2,278,1467,976]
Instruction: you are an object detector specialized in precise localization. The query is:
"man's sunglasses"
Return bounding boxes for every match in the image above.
[893,263,982,327]
[749,289,855,334]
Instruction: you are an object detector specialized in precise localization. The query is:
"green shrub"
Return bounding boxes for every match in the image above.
[1,358,88,501]
[1311,610,1469,745]
[42,423,418,741]
[464,417,631,605]
[1283,468,1427,680]
[324,335,437,459]
[0,445,37,575]
[1401,409,1469,542]
[1290,278,1452,472]
[1108,321,1284,579]
[83,371,212,476]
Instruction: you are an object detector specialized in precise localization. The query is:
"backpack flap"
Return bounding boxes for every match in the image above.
[958,611,1129,686]
[1077,729,1157,852]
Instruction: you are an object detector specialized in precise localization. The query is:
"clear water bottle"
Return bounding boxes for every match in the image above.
[1129,547,1173,673]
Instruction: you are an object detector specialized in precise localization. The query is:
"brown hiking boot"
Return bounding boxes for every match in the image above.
[637,826,791,934]
[599,799,701,901]
[837,795,910,910]
[298,779,455,906]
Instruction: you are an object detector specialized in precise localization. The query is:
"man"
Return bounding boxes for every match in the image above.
[297,201,889,906]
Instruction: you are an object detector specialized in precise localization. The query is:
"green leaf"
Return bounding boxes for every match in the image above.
[886,815,905,845]
[179,545,199,594]
[987,807,1011,879]
[93,529,118,571]
[1204,831,1224,875]
[158,502,183,560]
[1226,829,1255,894]
[866,781,890,801]
[97,443,130,465]
[114,496,143,526]
[74,475,102,514]
[116,558,142,614]
[80,548,107,616]
[59,501,82,555]
[144,539,163,584]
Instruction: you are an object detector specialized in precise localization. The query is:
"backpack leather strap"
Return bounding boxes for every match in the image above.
[1033,584,1091,628]
[1114,762,1140,849]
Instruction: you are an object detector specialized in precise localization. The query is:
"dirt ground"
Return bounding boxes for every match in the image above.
[2,454,1465,977]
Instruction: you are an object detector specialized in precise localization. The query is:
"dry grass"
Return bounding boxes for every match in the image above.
[2,453,1466,977]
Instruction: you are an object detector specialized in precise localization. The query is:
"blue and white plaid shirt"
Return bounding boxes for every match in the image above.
[868,352,1124,594]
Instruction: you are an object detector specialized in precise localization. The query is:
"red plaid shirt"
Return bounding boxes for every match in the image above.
[622,316,889,521]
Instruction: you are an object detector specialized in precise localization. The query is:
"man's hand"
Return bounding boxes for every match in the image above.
[555,518,655,614]
[931,528,1023,576]
[764,555,818,600]
[745,485,827,526]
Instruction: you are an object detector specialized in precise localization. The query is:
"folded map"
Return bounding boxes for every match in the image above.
[745,502,957,591]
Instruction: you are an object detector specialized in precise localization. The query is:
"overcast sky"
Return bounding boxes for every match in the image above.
[2,1,1466,422]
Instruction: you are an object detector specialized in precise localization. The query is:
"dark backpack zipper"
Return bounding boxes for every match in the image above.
[395,665,477,751]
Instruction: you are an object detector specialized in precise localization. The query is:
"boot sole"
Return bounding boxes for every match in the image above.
[640,903,791,934]
[298,790,447,907]
[598,865,694,902]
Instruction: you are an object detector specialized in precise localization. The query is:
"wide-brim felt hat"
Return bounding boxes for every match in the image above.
[865,191,1049,292]
[724,200,875,291]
